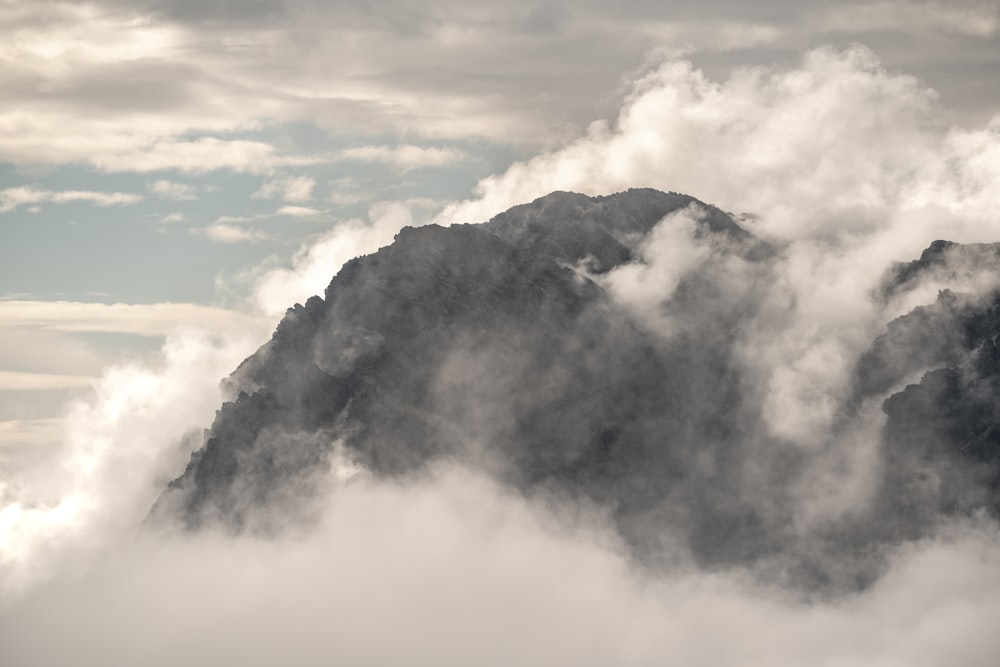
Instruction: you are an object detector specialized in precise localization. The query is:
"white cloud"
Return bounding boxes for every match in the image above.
[275,205,324,217]
[252,176,316,202]
[2,461,1000,665]
[437,45,1000,446]
[599,204,712,330]
[90,138,292,174]
[246,201,416,316]
[193,224,270,244]
[337,145,470,169]
[0,2,182,66]
[0,1,995,176]
[0,372,97,391]
[0,419,64,449]
[148,180,196,200]
[0,300,263,338]
[814,1,999,37]
[161,212,185,223]
[1,20,999,663]
[0,186,142,213]
[635,20,784,55]
[0,328,266,598]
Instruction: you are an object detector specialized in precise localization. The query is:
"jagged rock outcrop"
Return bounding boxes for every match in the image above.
[152,189,1000,590]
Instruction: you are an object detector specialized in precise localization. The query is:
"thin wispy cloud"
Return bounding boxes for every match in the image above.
[0,371,97,391]
[148,180,197,200]
[0,300,262,337]
[813,1,1000,37]
[252,176,316,203]
[337,145,471,169]
[0,186,142,213]
[193,224,270,244]
[275,205,324,217]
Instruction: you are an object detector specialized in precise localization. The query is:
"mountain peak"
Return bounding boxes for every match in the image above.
[152,188,1000,592]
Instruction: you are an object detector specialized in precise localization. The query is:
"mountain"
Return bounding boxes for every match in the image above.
[151,189,1000,591]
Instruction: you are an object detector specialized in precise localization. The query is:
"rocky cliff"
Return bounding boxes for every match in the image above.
[152,188,1000,590]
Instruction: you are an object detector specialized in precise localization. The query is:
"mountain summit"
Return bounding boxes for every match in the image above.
[153,189,1000,591]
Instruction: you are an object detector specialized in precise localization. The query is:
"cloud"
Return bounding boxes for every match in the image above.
[634,19,785,56]
[90,138,309,174]
[0,186,142,213]
[2,463,1000,665]
[0,326,107,378]
[2,31,1000,665]
[435,44,1000,444]
[0,372,97,391]
[246,201,417,316]
[0,2,182,66]
[337,145,471,169]
[148,180,197,200]
[0,419,64,448]
[813,1,999,37]
[193,224,270,243]
[1,0,996,177]
[0,300,262,337]
[252,176,316,202]
[275,205,324,217]
[599,204,713,328]
[326,177,369,206]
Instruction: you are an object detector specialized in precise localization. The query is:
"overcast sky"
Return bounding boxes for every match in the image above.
[2,4,1000,663]
[1,0,999,444]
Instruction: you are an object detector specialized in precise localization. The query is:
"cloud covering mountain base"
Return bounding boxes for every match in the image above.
[5,466,1000,667]
[3,44,1000,665]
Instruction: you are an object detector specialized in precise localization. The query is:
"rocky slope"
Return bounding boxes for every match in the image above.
[152,188,1000,590]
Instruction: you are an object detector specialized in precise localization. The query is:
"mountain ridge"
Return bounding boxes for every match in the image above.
[152,188,1000,592]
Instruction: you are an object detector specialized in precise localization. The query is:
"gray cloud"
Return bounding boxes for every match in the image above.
[1,0,996,173]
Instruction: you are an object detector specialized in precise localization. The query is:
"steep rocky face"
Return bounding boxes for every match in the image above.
[153,189,1000,590]
[867,288,1000,530]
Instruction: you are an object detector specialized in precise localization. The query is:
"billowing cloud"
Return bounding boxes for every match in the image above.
[0,328,265,599]
[2,14,1000,664]
[3,464,1000,665]
[245,201,417,316]
[435,44,1000,443]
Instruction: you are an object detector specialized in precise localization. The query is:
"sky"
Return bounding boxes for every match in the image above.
[1,0,999,435]
[2,1,1000,663]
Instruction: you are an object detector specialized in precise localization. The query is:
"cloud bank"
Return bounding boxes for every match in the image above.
[3,43,1000,664]
[3,468,1000,666]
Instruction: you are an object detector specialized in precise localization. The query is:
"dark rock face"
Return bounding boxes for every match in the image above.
[153,188,1000,590]
[872,290,1000,532]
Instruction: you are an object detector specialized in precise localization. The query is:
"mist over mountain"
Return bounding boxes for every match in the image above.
[152,188,1000,592]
